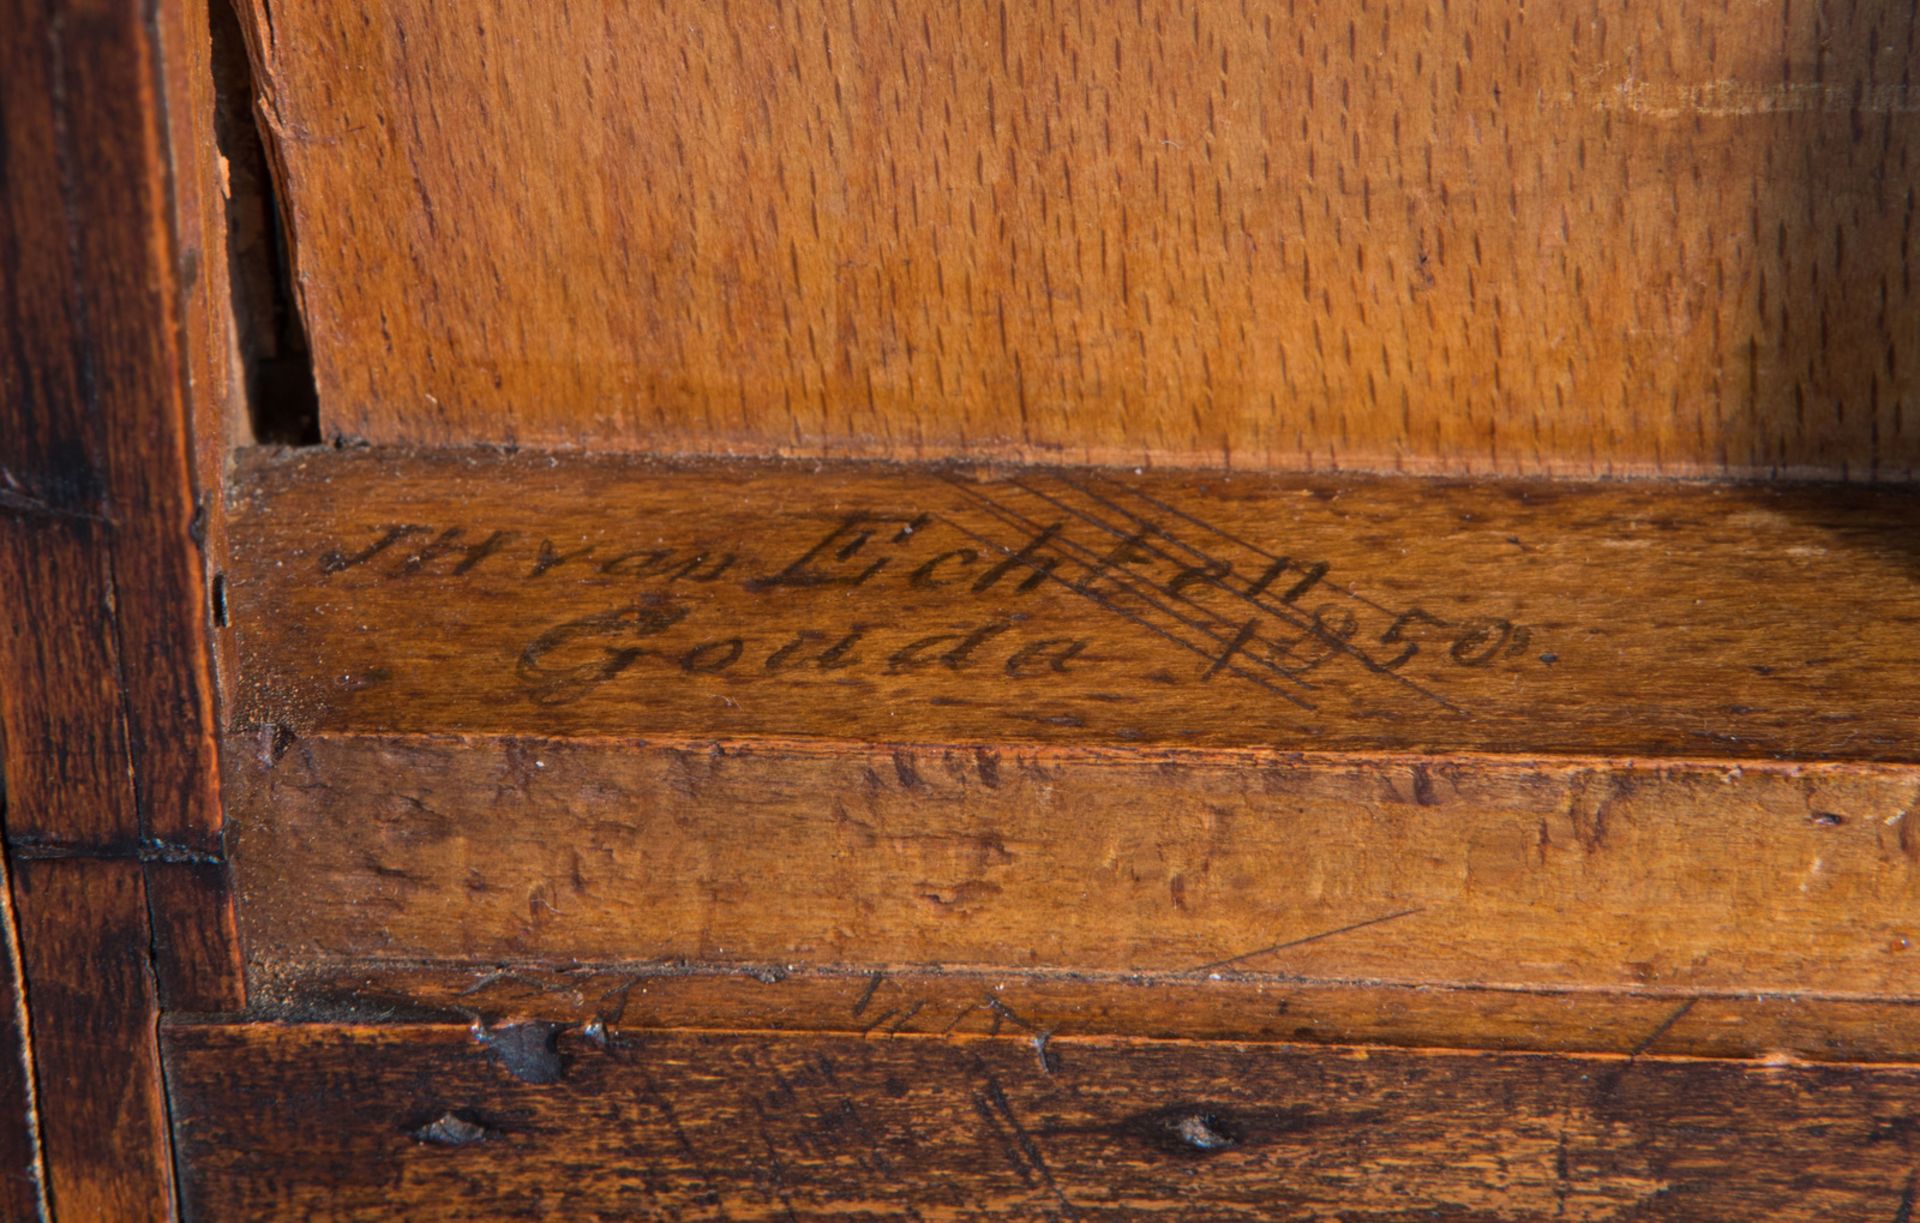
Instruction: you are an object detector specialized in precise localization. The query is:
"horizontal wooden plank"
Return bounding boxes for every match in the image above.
[166,1022,1920,1219]
[250,960,1920,1066]
[232,734,1920,1031]
[228,449,1920,761]
[237,0,1920,479]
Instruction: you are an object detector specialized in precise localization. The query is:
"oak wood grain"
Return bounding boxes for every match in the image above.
[165,1022,1920,1220]
[232,733,1920,1030]
[237,0,1920,479]
[228,448,1920,761]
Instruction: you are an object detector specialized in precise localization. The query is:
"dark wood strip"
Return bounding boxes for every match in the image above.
[166,1021,1920,1220]
[0,517,138,850]
[14,860,174,1221]
[145,862,247,1016]
[48,0,224,853]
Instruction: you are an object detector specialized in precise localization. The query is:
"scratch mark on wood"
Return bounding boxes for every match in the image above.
[1188,906,1426,975]
[1629,998,1699,1058]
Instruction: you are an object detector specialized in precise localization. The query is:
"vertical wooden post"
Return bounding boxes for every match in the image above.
[2,0,240,1216]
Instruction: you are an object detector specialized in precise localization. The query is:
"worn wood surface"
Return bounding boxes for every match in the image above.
[167,1022,1920,1219]
[1,0,232,855]
[236,0,1920,478]
[8,0,228,854]
[12,860,174,1221]
[229,448,1920,760]
[233,733,1920,1008]
[147,861,250,1016]
[4,0,246,1214]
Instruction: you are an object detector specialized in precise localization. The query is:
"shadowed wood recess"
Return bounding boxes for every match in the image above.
[167,1024,1920,1219]
[232,0,1920,478]
[223,448,1920,1047]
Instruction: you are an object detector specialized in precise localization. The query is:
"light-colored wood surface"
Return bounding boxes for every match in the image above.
[234,733,1920,1008]
[237,0,1920,478]
[167,1022,1920,1219]
[228,448,1920,759]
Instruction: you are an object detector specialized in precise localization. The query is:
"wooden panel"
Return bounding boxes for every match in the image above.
[167,1023,1920,1219]
[237,0,1920,478]
[13,860,174,1222]
[228,449,1920,760]
[233,734,1920,1005]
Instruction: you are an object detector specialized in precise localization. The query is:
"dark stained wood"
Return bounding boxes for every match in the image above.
[228,448,1920,761]
[1,0,232,855]
[233,733,1920,1019]
[13,860,174,1221]
[53,0,227,855]
[0,0,101,522]
[252,960,1920,1066]
[166,1022,1920,1220]
[147,862,249,1016]
[0,849,47,1221]
[0,0,227,854]
[0,517,138,850]
[155,0,252,790]
[4,0,244,1214]
[234,0,1920,479]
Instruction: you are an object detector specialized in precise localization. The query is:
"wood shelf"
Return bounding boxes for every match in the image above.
[229,448,1920,759]
[223,448,1920,1051]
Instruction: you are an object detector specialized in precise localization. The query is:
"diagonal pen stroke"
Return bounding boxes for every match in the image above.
[1186,906,1427,975]
[1052,473,1464,713]
[948,478,1318,691]
[936,478,1318,710]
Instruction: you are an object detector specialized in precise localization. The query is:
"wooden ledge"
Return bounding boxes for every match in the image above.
[228,447,1920,759]
[222,450,1920,1048]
